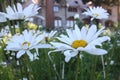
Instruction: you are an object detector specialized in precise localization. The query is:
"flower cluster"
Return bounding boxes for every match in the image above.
[0,4,111,62]
[0,2,117,80]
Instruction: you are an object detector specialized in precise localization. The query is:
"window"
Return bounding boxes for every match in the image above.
[68,7,77,12]
[66,16,75,27]
[54,17,62,27]
[53,6,59,12]
[66,20,74,27]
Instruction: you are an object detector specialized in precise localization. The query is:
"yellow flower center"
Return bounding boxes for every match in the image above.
[22,41,31,47]
[93,13,99,17]
[71,40,87,49]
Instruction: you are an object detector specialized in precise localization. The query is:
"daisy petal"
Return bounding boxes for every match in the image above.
[26,50,34,61]
[64,50,78,62]
[86,24,97,42]
[77,47,107,55]
[17,50,25,58]
[88,36,110,47]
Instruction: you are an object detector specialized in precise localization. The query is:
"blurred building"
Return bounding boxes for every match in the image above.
[39,0,89,28]
[25,0,118,28]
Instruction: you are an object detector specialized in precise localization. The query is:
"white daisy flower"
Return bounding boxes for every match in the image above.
[50,24,110,62]
[5,30,51,61]
[44,30,57,42]
[82,6,109,21]
[4,3,40,21]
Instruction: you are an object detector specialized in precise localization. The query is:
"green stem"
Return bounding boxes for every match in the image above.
[45,49,52,80]
[80,56,84,80]
[48,60,52,80]
[101,55,106,79]
[61,61,65,80]
[19,59,23,80]
[19,20,24,33]
[7,20,14,35]
[19,56,30,80]
[48,51,61,80]
[90,56,97,80]
[12,20,16,34]
[24,56,30,80]
[25,65,30,80]
[75,54,80,80]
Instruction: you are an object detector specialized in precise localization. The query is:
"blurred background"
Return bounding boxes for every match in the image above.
[31,0,119,29]
[0,0,119,29]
